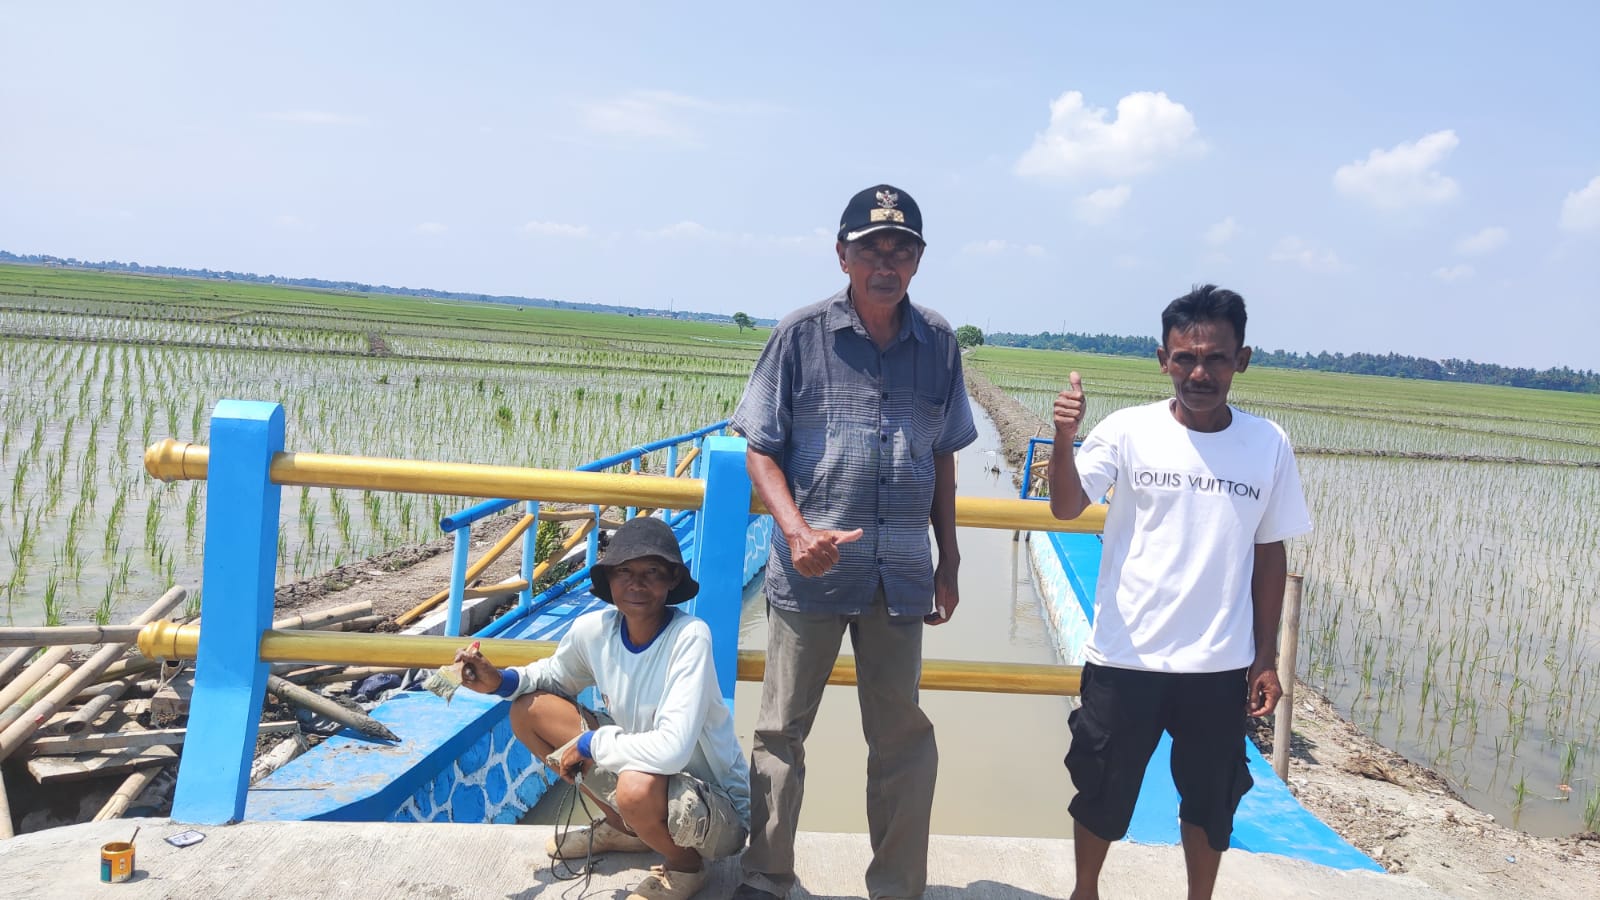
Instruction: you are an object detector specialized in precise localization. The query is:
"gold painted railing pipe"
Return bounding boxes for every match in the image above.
[136,622,1081,697]
[147,439,1107,535]
[145,439,708,510]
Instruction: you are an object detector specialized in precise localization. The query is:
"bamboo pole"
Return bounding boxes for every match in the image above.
[265,675,399,742]
[0,664,72,731]
[0,625,141,648]
[0,647,72,717]
[673,447,700,477]
[92,765,166,822]
[0,771,12,839]
[138,623,1084,697]
[61,679,132,734]
[0,587,187,763]
[90,658,161,685]
[325,615,385,633]
[28,721,301,756]
[391,513,537,628]
[0,647,35,687]
[1273,573,1305,782]
[249,729,308,785]
[271,601,373,632]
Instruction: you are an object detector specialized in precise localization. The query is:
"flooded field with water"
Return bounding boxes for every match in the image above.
[969,344,1600,837]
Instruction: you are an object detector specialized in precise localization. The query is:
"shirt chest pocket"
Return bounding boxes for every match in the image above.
[910,392,947,458]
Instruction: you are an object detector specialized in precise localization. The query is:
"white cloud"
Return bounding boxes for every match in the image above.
[643,221,713,240]
[519,220,591,238]
[1333,130,1461,210]
[1434,264,1475,281]
[1074,185,1132,225]
[1560,175,1600,232]
[1015,90,1203,180]
[273,214,307,229]
[414,222,447,235]
[640,220,818,249]
[262,110,365,126]
[1270,237,1344,273]
[1203,216,1239,246]
[960,239,1047,257]
[1455,226,1508,255]
[577,90,759,146]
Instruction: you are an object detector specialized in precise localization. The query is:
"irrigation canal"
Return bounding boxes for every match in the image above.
[526,408,1079,837]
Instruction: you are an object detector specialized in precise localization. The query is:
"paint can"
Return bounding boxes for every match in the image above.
[100,841,135,883]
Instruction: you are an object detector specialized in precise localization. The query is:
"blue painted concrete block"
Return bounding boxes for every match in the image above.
[173,400,284,825]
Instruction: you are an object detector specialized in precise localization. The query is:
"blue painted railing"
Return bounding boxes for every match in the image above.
[432,421,729,637]
[174,402,751,825]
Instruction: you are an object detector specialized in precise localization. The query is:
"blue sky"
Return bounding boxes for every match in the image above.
[3,2,1597,370]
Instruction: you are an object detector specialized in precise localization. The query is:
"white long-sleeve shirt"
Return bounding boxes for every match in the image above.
[503,607,750,823]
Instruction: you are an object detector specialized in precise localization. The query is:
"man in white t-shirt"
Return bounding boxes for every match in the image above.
[1047,284,1312,900]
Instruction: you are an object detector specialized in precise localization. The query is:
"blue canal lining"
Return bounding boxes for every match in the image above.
[1044,529,1382,872]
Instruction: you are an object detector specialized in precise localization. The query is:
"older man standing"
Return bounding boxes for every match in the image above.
[730,184,977,900]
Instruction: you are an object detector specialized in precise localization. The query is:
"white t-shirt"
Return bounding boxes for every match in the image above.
[1076,400,1312,673]
[509,607,751,823]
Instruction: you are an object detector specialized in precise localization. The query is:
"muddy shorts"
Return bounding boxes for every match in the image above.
[580,765,747,859]
[540,692,748,860]
[1065,662,1253,852]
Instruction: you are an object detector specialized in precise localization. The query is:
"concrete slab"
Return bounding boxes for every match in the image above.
[0,818,1446,899]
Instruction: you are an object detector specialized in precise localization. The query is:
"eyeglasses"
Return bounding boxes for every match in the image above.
[609,563,676,587]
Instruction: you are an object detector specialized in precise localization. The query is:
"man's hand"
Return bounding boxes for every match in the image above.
[454,644,503,695]
[553,737,587,783]
[926,558,959,625]
[789,526,863,577]
[1053,371,1085,442]
[1246,662,1282,717]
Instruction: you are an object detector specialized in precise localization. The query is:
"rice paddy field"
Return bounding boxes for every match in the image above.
[966,343,1600,837]
[7,261,1600,837]
[0,263,762,628]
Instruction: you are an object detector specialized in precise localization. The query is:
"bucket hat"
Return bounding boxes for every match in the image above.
[590,516,699,605]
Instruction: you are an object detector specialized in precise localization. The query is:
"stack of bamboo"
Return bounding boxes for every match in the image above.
[0,591,400,839]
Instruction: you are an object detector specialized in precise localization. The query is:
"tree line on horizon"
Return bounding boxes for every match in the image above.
[0,250,773,327]
[984,329,1600,395]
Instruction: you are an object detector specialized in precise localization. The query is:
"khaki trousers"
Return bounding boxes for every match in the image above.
[740,594,936,899]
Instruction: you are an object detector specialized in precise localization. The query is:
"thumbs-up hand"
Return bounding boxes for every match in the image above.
[1054,372,1086,442]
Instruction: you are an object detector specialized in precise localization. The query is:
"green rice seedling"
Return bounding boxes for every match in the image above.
[94,582,115,626]
[41,573,62,627]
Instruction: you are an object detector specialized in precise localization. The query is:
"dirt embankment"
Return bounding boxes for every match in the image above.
[963,365,1600,897]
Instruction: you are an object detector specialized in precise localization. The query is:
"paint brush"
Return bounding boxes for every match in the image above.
[422,640,478,704]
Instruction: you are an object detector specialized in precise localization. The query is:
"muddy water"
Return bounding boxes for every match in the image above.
[526,409,1078,836]
[731,409,1076,838]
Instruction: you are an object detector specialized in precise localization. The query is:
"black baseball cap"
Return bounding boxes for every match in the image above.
[590,516,699,605]
[838,184,924,244]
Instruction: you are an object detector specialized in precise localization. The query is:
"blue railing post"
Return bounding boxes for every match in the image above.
[519,500,540,612]
[690,435,751,704]
[446,527,469,637]
[587,504,602,567]
[665,443,680,516]
[171,400,283,824]
[627,457,640,521]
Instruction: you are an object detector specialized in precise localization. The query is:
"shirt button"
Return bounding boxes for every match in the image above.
[880,434,888,442]
[877,517,885,525]
[882,392,889,400]
[877,557,885,565]
[879,477,886,484]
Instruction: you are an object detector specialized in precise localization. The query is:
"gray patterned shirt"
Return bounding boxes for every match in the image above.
[731,288,978,616]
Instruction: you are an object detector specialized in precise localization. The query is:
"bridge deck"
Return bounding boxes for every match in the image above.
[0,817,1445,899]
